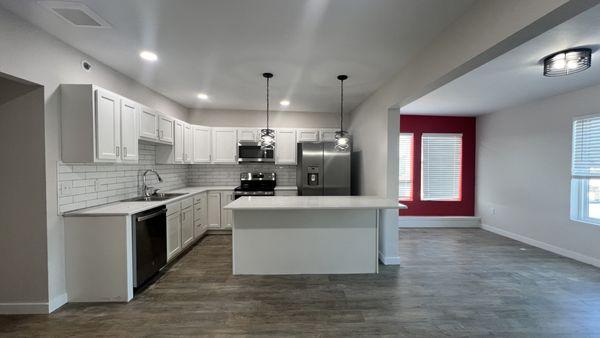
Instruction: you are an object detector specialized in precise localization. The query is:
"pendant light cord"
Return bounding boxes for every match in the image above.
[266,76,270,131]
[340,78,344,133]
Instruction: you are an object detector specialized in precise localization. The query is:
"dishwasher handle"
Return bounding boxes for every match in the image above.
[137,209,167,222]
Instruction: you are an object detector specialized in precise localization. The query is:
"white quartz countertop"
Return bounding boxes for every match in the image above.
[224,196,407,210]
[64,186,237,217]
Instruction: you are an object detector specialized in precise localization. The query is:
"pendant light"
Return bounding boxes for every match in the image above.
[335,75,350,151]
[260,72,275,150]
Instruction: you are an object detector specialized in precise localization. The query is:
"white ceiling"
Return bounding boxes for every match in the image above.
[0,0,476,112]
[402,4,600,116]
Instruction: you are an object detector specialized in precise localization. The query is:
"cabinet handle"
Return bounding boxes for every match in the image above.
[116,146,120,156]
[209,154,211,162]
[182,212,185,221]
[124,147,127,157]
[161,130,164,139]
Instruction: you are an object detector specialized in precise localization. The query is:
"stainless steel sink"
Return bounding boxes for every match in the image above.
[120,193,188,202]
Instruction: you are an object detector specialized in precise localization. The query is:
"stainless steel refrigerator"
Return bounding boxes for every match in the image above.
[296,142,351,196]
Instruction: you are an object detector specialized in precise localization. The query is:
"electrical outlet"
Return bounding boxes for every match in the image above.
[60,181,73,196]
[491,208,496,215]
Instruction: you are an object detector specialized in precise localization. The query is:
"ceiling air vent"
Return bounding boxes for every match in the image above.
[38,1,111,28]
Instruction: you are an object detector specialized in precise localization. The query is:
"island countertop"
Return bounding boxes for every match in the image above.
[224,196,407,211]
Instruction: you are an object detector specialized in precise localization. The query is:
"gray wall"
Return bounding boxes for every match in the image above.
[189,108,344,128]
[0,6,189,310]
[477,83,600,265]
[0,85,48,306]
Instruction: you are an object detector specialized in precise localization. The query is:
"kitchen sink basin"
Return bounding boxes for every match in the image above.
[120,193,188,202]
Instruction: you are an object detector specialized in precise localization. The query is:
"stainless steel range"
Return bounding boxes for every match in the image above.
[233,172,276,199]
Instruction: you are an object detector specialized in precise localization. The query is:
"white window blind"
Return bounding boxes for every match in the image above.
[421,133,462,201]
[399,133,413,200]
[572,115,600,178]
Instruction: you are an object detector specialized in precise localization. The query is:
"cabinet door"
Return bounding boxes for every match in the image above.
[139,106,158,141]
[220,192,234,229]
[166,212,182,261]
[120,98,139,162]
[320,129,338,142]
[173,120,185,163]
[297,129,319,142]
[193,193,208,238]
[158,114,174,144]
[237,128,259,142]
[183,123,193,163]
[181,206,194,248]
[275,129,297,165]
[207,193,221,228]
[95,89,120,161]
[192,126,211,163]
[211,128,237,163]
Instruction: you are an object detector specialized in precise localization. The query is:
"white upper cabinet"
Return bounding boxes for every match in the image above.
[320,128,338,142]
[192,125,211,163]
[237,128,260,142]
[173,120,185,164]
[297,129,319,142]
[95,89,121,161]
[211,128,237,164]
[183,123,193,163]
[158,114,174,144]
[120,98,139,162]
[275,129,297,165]
[139,106,158,141]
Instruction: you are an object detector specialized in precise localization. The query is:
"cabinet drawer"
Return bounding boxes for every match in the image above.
[166,202,180,215]
[181,197,193,209]
[194,194,204,204]
[194,203,203,216]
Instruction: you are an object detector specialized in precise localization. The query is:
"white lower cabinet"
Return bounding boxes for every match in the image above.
[193,193,208,238]
[220,192,234,229]
[181,206,194,248]
[166,204,182,261]
[207,192,221,228]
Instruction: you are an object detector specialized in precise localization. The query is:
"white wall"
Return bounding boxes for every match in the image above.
[0,6,189,312]
[477,83,600,266]
[188,108,344,129]
[0,85,48,310]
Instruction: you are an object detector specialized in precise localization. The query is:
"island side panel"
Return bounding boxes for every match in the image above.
[65,216,133,302]
[232,209,378,274]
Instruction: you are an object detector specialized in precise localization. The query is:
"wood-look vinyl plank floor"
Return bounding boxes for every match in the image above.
[1,229,600,337]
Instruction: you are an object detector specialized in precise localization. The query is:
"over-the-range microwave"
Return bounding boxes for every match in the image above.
[238,141,274,163]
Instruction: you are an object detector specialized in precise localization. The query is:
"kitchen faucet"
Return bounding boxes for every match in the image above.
[142,169,163,197]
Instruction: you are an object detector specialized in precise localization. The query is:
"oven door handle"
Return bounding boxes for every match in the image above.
[137,209,167,222]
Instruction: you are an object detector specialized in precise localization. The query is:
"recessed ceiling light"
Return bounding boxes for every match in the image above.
[280,100,290,107]
[139,50,158,62]
[197,93,209,100]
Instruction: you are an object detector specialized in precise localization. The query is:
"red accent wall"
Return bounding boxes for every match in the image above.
[400,115,476,216]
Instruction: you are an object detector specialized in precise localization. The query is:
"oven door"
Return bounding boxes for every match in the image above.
[238,142,274,163]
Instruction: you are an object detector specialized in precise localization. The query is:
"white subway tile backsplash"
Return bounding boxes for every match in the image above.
[57,141,297,213]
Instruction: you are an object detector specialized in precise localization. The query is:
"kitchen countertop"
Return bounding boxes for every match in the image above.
[225,196,407,211]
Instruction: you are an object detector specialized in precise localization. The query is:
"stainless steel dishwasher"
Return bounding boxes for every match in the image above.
[132,206,167,288]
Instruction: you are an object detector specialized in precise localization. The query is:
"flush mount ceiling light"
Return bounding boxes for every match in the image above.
[139,50,158,62]
[543,48,592,77]
[197,93,209,100]
[280,100,290,107]
[260,73,275,150]
[335,75,351,151]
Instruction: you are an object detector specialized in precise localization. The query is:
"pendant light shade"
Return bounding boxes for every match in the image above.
[335,75,351,151]
[260,72,275,150]
[543,48,592,77]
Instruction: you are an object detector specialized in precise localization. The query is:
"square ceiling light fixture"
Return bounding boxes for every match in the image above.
[543,48,592,77]
[38,1,111,28]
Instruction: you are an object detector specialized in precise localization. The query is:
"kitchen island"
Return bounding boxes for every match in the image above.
[224,196,406,275]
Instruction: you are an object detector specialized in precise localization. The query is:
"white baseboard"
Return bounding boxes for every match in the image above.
[399,216,481,228]
[481,223,600,268]
[48,292,68,313]
[0,302,49,314]
[379,251,400,265]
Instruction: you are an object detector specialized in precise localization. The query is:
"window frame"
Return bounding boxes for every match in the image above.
[420,132,463,202]
[398,132,414,201]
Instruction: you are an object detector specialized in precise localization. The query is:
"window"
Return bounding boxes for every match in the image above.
[571,114,600,225]
[421,133,462,201]
[399,133,413,200]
